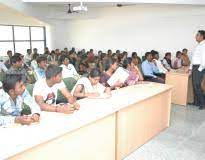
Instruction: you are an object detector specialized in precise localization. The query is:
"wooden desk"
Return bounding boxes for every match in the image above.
[165,68,193,106]
[115,84,171,160]
[0,83,172,160]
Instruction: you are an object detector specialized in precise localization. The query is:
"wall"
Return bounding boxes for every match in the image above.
[55,4,205,58]
[0,3,54,53]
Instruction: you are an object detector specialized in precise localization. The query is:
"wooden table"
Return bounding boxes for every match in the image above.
[0,83,172,160]
[165,68,194,106]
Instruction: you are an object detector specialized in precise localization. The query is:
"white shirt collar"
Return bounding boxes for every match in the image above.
[199,40,205,45]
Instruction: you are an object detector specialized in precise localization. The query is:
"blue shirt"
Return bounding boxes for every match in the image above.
[0,89,41,127]
[34,67,46,80]
[142,60,159,78]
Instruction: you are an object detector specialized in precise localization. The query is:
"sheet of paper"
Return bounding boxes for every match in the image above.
[107,67,129,86]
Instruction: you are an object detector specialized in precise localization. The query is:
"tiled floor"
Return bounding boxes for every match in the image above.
[124,104,205,160]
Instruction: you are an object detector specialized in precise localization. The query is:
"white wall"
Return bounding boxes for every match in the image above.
[54,4,205,58]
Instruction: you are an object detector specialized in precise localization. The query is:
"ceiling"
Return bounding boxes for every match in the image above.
[21,0,205,6]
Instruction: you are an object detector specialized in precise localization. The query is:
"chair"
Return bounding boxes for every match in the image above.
[0,72,5,82]
[26,83,34,96]
[57,77,77,103]
[63,77,77,91]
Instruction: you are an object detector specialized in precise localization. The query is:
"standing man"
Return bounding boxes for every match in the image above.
[189,30,205,109]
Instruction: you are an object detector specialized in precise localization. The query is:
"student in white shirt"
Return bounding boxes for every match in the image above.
[33,65,80,114]
[0,61,8,73]
[31,53,39,70]
[72,68,111,99]
[188,30,205,109]
[162,52,172,71]
[172,51,183,69]
[151,50,168,74]
[0,74,41,126]
[24,49,32,66]
[59,55,79,79]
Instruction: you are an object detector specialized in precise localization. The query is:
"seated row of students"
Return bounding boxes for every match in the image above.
[162,48,190,71]
[141,49,191,83]
[0,47,191,126]
[0,65,80,126]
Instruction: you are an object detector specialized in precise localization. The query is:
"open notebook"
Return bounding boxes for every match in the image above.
[107,67,129,86]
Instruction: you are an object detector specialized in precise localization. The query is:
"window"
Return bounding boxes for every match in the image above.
[0,25,46,56]
[14,26,30,41]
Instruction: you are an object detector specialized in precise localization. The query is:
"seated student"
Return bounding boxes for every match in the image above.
[0,61,8,73]
[72,69,111,99]
[6,55,29,83]
[131,52,142,64]
[100,58,124,89]
[31,53,39,70]
[151,50,168,74]
[0,74,41,126]
[59,55,79,79]
[33,65,80,114]
[181,48,191,66]
[24,49,32,66]
[78,62,89,76]
[123,59,144,86]
[141,52,164,83]
[34,55,47,80]
[162,52,172,71]
[4,50,13,69]
[47,50,58,65]
[172,51,183,69]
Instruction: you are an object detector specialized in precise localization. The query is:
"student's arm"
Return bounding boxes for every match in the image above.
[71,64,78,76]
[60,87,76,104]
[104,87,111,95]
[0,115,33,126]
[73,84,100,98]
[34,95,57,112]
[34,95,76,114]
[22,90,41,122]
[198,46,205,72]
[152,63,159,74]
[60,87,80,110]
[134,66,144,81]
[23,90,41,114]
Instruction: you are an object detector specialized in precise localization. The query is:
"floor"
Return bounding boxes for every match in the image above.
[124,104,205,160]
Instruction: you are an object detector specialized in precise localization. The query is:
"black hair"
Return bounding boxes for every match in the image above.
[7,50,12,54]
[132,52,137,58]
[145,52,152,58]
[89,68,101,78]
[122,59,132,69]
[116,50,120,54]
[165,52,171,57]
[10,55,22,65]
[176,51,181,57]
[27,49,31,53]
[37,55,47,64]
[182,48,188,52]
[150,50,159,57]
[198,30,205,40]
[3,74,22,93]
[51,50,55,55]
[14,53,23,58]
[104,58,118,71]
[46,64,62,79]
[59,55,69,64]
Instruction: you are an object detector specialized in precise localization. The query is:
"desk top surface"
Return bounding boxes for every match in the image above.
[166,67,189,76]
[0,82,172,159]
